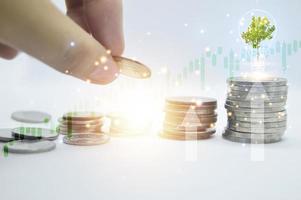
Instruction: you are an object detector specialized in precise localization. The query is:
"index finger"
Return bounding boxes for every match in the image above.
[83,0,124,56]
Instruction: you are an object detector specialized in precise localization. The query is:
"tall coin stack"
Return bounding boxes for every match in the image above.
[160,97,217,140]
[223,77,288,144]
[58,112,110,146]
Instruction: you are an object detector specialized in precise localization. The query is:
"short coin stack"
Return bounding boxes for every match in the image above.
[223,77,288,144]
[58,112,110,146]
[160,97,217,140]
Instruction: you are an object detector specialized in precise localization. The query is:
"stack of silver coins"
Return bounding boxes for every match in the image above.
[160,97,217,140]
[223,77,288,144]
[58,112,110,146]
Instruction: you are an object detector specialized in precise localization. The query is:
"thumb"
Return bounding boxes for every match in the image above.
[0,0,119,84]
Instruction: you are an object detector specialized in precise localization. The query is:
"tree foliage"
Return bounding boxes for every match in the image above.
[241,16,275,50]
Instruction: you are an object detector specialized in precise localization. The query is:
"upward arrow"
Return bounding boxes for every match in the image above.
[180,106,202,133]
[180,106,201,162]
[245,82,269,161]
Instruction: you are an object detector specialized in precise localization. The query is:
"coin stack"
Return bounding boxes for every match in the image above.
[58,112,110,146]
[223,77,288,144]
[160,97,217,140]
[108,113,149,137]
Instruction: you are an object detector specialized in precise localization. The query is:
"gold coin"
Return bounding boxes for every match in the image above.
[113,56,151,79]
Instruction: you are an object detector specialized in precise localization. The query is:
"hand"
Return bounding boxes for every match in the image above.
[0,0,124,84]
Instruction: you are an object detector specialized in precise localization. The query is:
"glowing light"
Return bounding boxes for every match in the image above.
[94,61,100,66]
[200,29,205,34]
[106,50,111,55]
[205,47,211,52]
[184,23,188,27]
[101,56,108,64]
[86,79,91,84]
[228,112,232,117]
[70,41,75,47]
[65,70,69,74]
[104,66,109,71]
[226,13,231,17]
[160,67,168,74]
[195,70,200,75]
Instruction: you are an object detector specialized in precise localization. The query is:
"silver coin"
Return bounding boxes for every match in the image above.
[227,77,287,86]
[228,85,288,92]
[226,95,287,102]
[113,56,151,79]
[227,110,286,118]
[228,120,287,128]
[226,100,286,109]
[223,131,282,144]
[12,127,59,141]
[11,111,51,123]
[225,104,285,113]
[227,92,287,100]
[63,133,110,146]
[224,128,284,138]
[228,115,287,123]
[0,128,15,142]
[6,140,56,154]
[227,125,286,134]
[227,89,287,96]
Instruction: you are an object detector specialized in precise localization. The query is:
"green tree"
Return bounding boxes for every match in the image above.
[241,16,275,60]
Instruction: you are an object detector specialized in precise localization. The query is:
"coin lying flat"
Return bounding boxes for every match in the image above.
[12,127,59,141]
[163,122,215,132]
[223,128,284,139]
[227,77,287,86]
[113,56,151,79]
[227,124,286,134]
[225,104,285,113]
[223,132,282,144]
[58,118,103,125]
[226,100,286,108]
[228,115,287,123]
[11,111,51,123]
[63,133,110,146]
[0,128,15,142]
[166,96,217,106]
[160,130,214,140]
[228,119,286,128]
[6,140,56,154]
[229,85,288,92]
[63,112,103,121]
[164,108,216,116]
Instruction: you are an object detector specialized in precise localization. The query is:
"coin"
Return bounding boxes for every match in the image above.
[229,85,288,92]
[63,133,110,146]
[12,127,59,141]
[225,104,285,113]
[228,115,287,123]
[166,96,217,106]
[113,56,151,79]
[227,125,286,134]
[226,100,286,108]
[164,115,217,125]
[228,120,286,128]
[11,111,51,123]
[6,140,56,154]
[227,89,288,96]
[227,110,286,118]
[0,128,15,142]
[164,108,216,116]
[58,118,103,125]
[160,130,214,140]
[164,103,217,113]
[63,112,103,121]
[224,128,284,138]
[222,131,282,144]
[227,77,287,86]
[227,95,287,102]
[163,122,215,132]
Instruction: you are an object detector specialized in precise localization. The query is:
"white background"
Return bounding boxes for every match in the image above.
[1,0,301,199]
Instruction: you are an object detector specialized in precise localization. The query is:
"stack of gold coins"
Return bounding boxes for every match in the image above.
[58,112,110,146]
[160,97,217,140]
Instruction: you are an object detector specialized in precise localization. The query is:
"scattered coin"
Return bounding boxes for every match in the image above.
[11,111,51,123]
[6,140,56,154]
[113,56,151,79]
[12,127,59,141]
[63,133,110,146]
[0,128,15,142]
